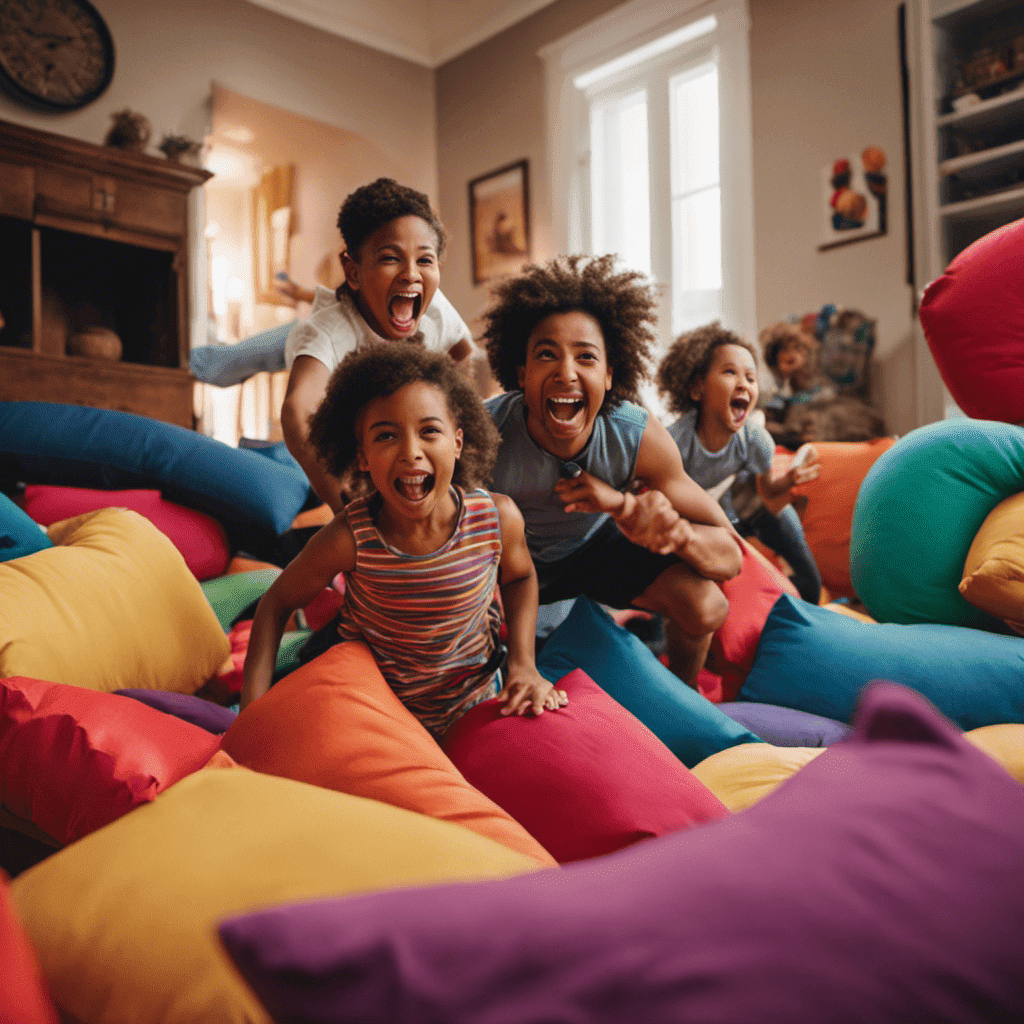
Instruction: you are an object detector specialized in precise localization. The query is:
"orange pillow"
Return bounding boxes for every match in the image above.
[220,642,555,866]
[788,438,896,599]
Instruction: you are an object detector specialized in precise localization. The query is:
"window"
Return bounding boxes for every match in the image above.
[541,0,755,353]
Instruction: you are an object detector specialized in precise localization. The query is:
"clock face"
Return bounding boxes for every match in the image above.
[0,0,115,112]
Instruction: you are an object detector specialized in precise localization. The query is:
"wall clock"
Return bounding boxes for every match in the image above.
[0,0,115,112]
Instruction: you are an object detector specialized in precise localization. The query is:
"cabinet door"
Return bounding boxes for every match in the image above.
[0,160,33,219]
[34,164,103,222]
[110,179,187,238]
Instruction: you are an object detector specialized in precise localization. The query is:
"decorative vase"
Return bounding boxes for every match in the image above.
[67,327,122,361]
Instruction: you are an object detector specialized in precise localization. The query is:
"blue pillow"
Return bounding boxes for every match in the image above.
[189,322,291,387]
[537,597,762,767]
[0,491,52,562]
[0,401,310,538]
[740,594,1024,730]
[238,438,305,476]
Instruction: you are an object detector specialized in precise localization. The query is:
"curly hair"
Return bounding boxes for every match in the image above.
[758,321,819,390]
[307,342,499,493]
[337,178,447,262]
[655,321,759,417]
[481,254,658,409]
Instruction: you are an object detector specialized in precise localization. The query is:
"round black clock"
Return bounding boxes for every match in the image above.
[0,0,115,112]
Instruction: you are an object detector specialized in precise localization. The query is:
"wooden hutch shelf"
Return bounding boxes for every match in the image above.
[0,118,211,428]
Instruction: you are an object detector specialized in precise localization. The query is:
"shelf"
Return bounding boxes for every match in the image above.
[937,84,1024,129]
[932,0,1022,31]
[939,136,1024,178]
[939,181,1024,219]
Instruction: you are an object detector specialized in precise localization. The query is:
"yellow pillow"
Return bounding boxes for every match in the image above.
[960,492,1024,633]
[10,764,545,1024]
[690,743,827,812]
[965,724,1024,784]
[0,508,229,693]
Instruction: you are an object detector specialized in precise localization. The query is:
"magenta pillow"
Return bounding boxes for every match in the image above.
[919,216,1024,424]
[0,676,222,845]
[443,669,728,863]
[21,484,230,580]
[219,683,1024,1024]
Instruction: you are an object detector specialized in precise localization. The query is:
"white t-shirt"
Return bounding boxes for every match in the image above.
[284,285,472,371]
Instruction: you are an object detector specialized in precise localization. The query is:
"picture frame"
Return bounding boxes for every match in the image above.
[818,148,887,252]
[253,163,294,304]
[468,159,531,285]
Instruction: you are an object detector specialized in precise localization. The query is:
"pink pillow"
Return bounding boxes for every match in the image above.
[707,539,798,702]
[0,869,58,1024]
[919,216,1024,424]
[443,669,729,863]
[21,484,230,580]
[0,676,222,845]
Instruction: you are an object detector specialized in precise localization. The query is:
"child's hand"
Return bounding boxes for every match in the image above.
[787,443,820,488]
[498,666,569,717]
[553,469,626,515]
[616,489,696,556]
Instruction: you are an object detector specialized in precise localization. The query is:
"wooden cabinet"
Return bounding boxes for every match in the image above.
[0,118,211,428]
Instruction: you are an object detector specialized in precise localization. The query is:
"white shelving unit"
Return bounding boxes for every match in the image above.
[906,0,1024,424]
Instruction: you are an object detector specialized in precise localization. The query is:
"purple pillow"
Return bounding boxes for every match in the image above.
[114,689,237,734]
[717,701,850,746]
[218,684,1024,1024]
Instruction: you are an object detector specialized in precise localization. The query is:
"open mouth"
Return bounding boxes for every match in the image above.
[394,472,434,501]
[730,397,750,422]
[546,395,585,423]
[388,292,422,331]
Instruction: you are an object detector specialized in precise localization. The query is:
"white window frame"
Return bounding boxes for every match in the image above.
[539,0,756,350]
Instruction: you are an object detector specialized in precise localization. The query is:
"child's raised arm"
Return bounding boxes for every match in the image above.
[492,492,568,717]
[240,516,357,710]
[758,442,820,502]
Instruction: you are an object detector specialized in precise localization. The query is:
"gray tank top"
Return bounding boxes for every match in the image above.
[487,391,647,563]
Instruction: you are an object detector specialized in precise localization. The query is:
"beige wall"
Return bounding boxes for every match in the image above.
[436,0,919,432]
[0,0,437,197]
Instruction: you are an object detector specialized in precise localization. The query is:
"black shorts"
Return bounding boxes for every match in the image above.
[534,518,680,609]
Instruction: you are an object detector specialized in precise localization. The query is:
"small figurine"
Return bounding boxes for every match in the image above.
[158,134,202,163]
[104,110,152,152]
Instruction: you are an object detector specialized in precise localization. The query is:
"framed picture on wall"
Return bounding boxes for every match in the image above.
[469,160,531,285]
[253,163,294,304]
[818,147,888,251]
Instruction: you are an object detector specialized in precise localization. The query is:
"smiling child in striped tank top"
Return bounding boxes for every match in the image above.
[241,342,566,738]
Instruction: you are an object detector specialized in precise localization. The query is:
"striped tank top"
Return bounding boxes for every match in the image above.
[337,486,503,738]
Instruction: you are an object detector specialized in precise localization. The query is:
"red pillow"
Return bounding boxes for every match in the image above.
[443,669,729,864]
[21,484,230,580]
[0,676,222,845]
[707,539,798,703]
[919,216,1024,424]
[0,869,59,1024]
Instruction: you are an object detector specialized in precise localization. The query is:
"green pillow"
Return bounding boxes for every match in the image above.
[201,569,281,631]
[0,492,51,563]
[850,419,1024,627]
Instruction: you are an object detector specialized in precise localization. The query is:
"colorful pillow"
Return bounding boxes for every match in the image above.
[850,419,1024,628]
[959,490,1024,633]
[690,743,827,812]
[216,684,1024,1024]
[0,400,310,537]
[20,484,230,580]
[114,689,238,734]
[0,508,230,694]
[788,438,896,600]
[536,597,762,767]
[443,669,728,863]
[707,538,797,701]
[0,869,59,1024]
[199,567,281,630]
[965,724,1024,784]
[9,766,545,1024]
[0,491,51,563]
[220,642,555,865]
[919,216,1024,424]
[0,676,222,845]
[739,594,1024,730]
[715,702,850,746]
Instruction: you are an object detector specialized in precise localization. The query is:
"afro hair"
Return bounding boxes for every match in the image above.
[481,254,658,409]
[656,321,759,416]
[337,178,446,262]
[307,341,499,493]
[758,321,820,390]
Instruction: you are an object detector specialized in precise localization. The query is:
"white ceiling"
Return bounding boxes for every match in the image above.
[244,0,559,68]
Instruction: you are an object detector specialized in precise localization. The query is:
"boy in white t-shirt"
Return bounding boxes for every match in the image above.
[282,178,473,512]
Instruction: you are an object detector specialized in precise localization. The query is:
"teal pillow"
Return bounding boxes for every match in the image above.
[850,419,1024,628]
[536,597,762,767]
[739,594,1024,730]
[201,569,282,631]
[0,492,51,562]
